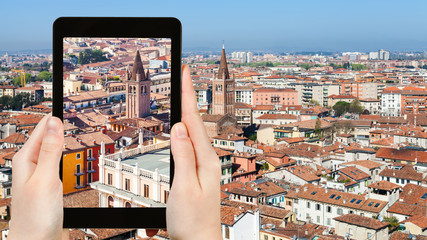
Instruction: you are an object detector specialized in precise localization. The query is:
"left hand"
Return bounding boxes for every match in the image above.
[8,115,65,240]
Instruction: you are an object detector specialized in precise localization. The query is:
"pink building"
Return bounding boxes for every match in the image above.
[253,88,298,106]
[232,152,257,183]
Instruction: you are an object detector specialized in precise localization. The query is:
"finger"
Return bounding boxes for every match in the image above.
[180,65,219,186]
[32,116,64,181]
[170,122,198,188]
[12,114,51,184]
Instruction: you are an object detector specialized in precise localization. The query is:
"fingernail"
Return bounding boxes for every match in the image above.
[174,123,188,139]
[46,117,60,135]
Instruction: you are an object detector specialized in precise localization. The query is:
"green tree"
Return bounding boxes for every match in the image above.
[248,133,257,141]
[36,71,52,81]
[9,93,31,110]
[78,49,109,65]
[260,162,270,171]
[298,63,311,70]
[384,216,399,230]
[351,64,367,71]
[333,101,350,116]
[0,95,12,109]
[349,99,364,114]
[309,99,321,106]
[314,118,322,138]
[13,73,32,86]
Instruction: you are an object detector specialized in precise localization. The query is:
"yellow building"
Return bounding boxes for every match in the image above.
[63,137,85,194]
[0,86,16,97]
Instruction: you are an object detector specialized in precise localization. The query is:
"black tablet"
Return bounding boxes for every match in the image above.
[53,17,181,228]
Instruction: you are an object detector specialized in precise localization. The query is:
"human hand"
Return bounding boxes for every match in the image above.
[8,115,65,240]
[166,65,222,240]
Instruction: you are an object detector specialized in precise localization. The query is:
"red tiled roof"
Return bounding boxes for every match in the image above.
[338,166,370,181]
[220,205,245,226]
[376,148,427,163]
[334,214,389,230]
[367,180,401,191]
[379,165,423,181]
[257,114,298,120]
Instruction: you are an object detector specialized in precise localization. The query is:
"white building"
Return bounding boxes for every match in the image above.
[235,86,253,105]
[221,206,260,240]
[381,87,401,116]
[292,185,388,228]
[360,98,381,115]
[91,135,170,208]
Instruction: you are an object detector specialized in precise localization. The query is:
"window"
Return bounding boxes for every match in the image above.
[350,198,356,203]
[76,153,81,159]
[125,202,131,208]
[367,232,372,239]
[88,149,93,158]
[107,173,113,185]
[76,164,81,173]
[125,178,130,191]
[144,184,150,198]
[108,196,114,208]
[317,216,320,223]
[316,204,321,211]
[164,191,169,203]
[307,202,311,208]
[349,228,353,235]
[225,226,230,239]
[264,236,268,240]
[337,208,343,215]
[327,218,331,226]
[356,200,362,204]
[327,206,331,213]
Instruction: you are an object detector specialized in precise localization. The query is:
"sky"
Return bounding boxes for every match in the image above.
[1,0,427,52]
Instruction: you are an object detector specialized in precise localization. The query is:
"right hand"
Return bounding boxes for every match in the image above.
[166,65,222,240]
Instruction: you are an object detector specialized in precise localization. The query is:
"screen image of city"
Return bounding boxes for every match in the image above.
[62,38,171,208]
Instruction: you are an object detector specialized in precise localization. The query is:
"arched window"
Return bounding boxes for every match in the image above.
[108,196,114,208]
[125,202,132,208]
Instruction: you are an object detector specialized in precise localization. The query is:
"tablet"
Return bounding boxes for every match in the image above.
[53,17,181,228]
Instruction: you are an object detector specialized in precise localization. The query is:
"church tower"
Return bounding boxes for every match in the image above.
[124,50,151,118]
[212,44,235,115]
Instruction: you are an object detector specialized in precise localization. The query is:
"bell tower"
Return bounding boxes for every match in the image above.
[125,50,151,118]
[212,44,235,115]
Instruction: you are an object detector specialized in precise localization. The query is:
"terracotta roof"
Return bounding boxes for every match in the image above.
[234,102,252,109]
[390,232,427,240]
[217,47,230,79]
[220,205,245,226]
[399,183,427,205]
[254,88,297,93]
[253,105,275,111]
[387,202,427,217]
[64,131,115,152]
[376,147,427,163]
[284,165,320,182]
[0,132,27,144]
[246,180,287,197]
[382,87,401,94]
[63,189,99,208]
[297,184,387,213]
[405,215,427,230]
[229,188,264,197]
[379,165,423,181]
[213,134,246,141]
[257,114,298,120]
[328,94,357,99]
[259,205,290,219]
[338,166,370,181]
[334,214,389,230]
[213,147,233,157]
[343,160,384,170]
[277,137,305,144]
[367,180,401,191]
[276,119,332,130]
[201,114,225,122]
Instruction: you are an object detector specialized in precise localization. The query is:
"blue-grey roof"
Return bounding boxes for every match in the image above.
[122,148,170,176]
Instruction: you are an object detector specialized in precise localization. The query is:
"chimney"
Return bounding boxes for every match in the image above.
[325,188,329,193]
[343,199,347,204]
[304,186,308,192]
[305,230,309,236]
[296,188,300,193]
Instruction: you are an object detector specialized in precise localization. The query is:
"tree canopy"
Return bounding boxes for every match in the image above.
[13,73,32,86]
[78,49,109,65]
[333,101,350,116]
[36,71,52,81]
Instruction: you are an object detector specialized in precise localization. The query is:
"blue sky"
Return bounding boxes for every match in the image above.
[1,0,427,52]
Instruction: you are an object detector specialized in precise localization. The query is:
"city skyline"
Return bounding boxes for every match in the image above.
[1,0,427,52]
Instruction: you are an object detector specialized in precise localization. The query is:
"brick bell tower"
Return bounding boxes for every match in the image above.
[125,50,151,118]
[212,44,235,115]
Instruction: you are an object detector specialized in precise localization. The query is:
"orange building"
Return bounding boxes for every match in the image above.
[401,87,427,114]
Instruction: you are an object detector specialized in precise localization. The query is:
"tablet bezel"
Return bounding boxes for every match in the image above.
[53,17,181,228]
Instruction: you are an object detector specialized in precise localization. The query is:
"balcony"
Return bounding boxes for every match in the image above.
[87,156,96,161]
[74,171,84,176]
[87,169,96,173]
[75,184,86,189]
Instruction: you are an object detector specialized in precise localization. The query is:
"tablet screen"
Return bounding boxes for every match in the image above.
[62,38,171,208]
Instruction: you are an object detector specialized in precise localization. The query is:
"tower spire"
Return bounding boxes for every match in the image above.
[217,43,229,79]
[130,50,146,81]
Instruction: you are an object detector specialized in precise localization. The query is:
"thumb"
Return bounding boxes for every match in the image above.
[33,116,64,181]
